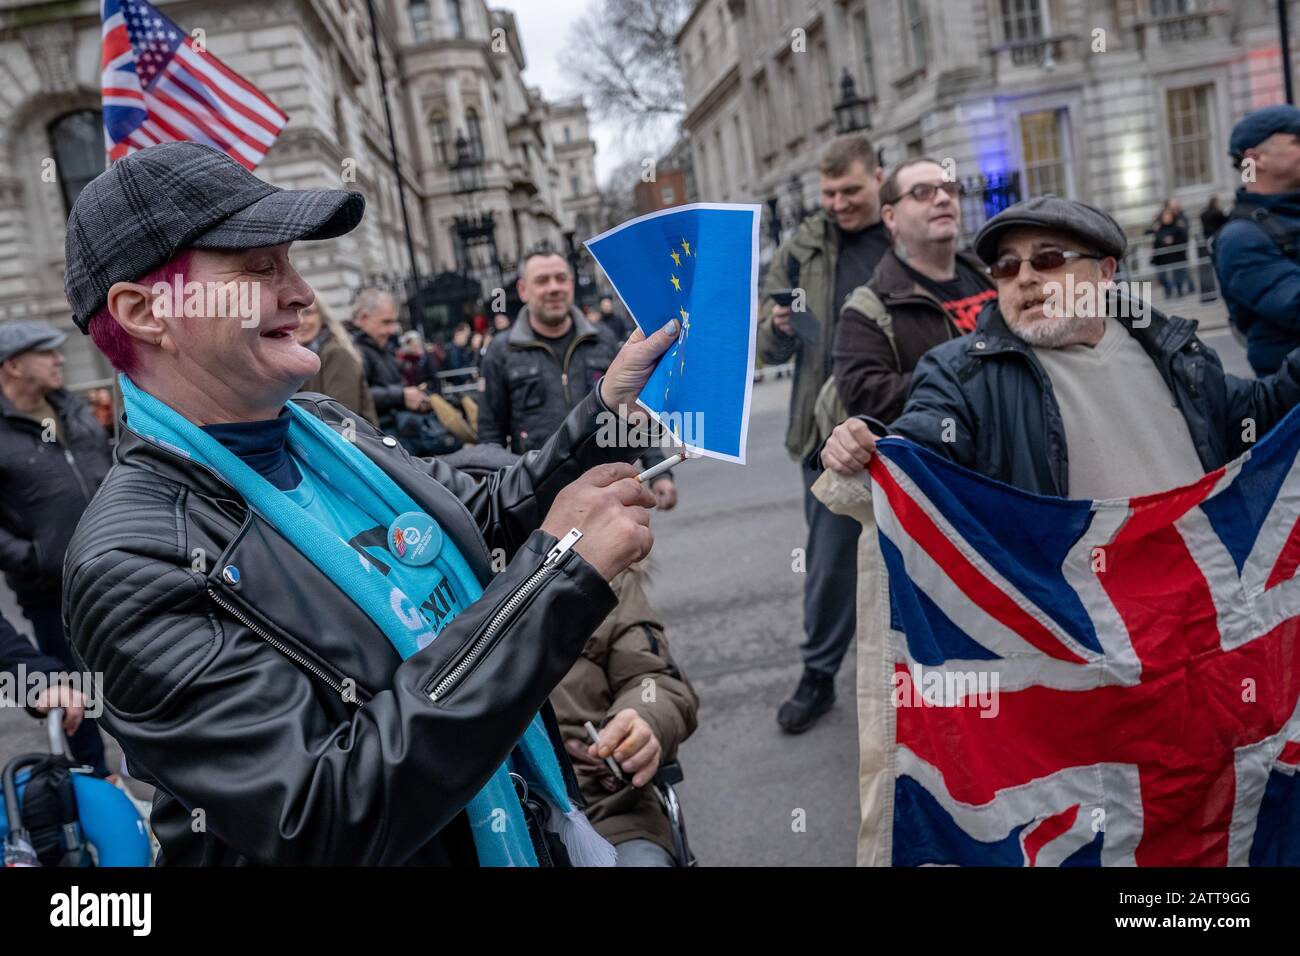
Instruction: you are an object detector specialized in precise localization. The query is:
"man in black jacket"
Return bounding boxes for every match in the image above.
[60,141,680,866]
[351,287,429,433]
[822,196,1300,498]
[0,320,112,774]
[0,608,90,744]
[479,251,678,510]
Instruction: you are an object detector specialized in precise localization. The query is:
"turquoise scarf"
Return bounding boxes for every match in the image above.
[119,374,613,867]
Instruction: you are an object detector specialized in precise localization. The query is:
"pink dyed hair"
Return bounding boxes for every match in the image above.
[86,249,195,376]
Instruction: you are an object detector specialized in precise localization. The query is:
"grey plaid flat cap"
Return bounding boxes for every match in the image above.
[64,142,364,332]
[973,195,1127,266]
[0,320,66,364]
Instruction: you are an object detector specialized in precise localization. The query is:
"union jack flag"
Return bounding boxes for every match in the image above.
[100,0,287,168]
[865,408,1300,866]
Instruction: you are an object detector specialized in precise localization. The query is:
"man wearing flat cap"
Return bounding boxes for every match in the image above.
[61,141,683,866]
[820,195,1300,498]
[1214,104,1300,376]
[0,319,113,775]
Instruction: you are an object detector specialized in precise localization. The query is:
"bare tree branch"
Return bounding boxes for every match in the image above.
[561,0,689,135]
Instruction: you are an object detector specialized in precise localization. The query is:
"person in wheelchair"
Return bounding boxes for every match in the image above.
[549,565,699,867]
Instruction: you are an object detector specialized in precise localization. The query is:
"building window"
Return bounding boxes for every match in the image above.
[851,9,877,100]
[431,112,450,164]
[732,114,747,180]
[1000,0,1045,43]
[409,0,432,41]
[563,125,571,143]
[714,127,726,198]
[756,76,774,159]
[465,107,483,160]
[570,175,581,197]
[817,38,833,120]
[1167,84,1213,187]
[1020,109,1069,198]
[901,0,929,69]
[783,57,801,138]
[698,140,710,199]
[662,182,676,205]
[48,110,105,215]
[445,0,465,38]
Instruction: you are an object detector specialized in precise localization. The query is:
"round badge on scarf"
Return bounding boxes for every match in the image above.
[388,511,443,566]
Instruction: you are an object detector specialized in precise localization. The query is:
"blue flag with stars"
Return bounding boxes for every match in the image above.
[584,203,761,463]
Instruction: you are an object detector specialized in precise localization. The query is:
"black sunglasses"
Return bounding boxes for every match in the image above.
[985,249,1101,280]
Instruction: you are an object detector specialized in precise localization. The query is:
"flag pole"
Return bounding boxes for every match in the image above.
[364,0,421,291]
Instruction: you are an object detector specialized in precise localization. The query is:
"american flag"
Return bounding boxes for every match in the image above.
[100,0,288,169]
[863,407,1300,866]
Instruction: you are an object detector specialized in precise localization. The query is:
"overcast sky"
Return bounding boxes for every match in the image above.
[504,0,633,183]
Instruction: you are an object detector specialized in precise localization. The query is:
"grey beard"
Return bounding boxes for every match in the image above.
[1005,311,1105,348]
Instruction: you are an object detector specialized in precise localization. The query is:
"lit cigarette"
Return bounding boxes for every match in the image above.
[637,452,688,484]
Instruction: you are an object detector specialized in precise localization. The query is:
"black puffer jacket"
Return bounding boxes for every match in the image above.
[877,302,1300,496]
[63,389,635,865]
[0,390,112,603]
[353,330,407,431]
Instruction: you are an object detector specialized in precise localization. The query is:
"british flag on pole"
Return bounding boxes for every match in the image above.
[100,0,287,168]
[860,407,1300,866]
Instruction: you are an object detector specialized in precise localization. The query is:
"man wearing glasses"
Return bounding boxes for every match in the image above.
[834,157,994,425]
[821,196,1300,500]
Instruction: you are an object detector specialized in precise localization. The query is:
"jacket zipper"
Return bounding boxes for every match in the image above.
[560,334,594,407]
[428,528,582,703]
[207,586,361,701]
[63,448,92,503]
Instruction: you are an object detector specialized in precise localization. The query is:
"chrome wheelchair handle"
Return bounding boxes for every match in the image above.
[46,708,68,758]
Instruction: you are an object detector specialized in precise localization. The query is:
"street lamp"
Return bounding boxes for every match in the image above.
[833,69,872,136]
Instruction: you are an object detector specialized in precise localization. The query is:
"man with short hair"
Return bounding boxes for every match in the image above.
[823,196,1300,502]
[758,133,891,733]
[478,251,678,510]
[0,320,112,775]
[351,288,429,432]
[834,157,994,423]
[1215,105,1300,375]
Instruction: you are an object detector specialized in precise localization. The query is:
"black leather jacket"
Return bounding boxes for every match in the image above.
[63,389,635,865]
[0,389,112,604]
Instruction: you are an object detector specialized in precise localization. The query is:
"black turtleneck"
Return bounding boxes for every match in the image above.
[201,409,301,491]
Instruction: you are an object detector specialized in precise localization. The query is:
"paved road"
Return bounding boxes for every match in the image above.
[645,376,861,866]
[0,327,1253,865]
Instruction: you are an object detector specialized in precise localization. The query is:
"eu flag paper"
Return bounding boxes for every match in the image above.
[584,203,761,463]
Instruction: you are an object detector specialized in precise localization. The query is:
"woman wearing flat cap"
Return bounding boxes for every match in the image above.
[61,141,681,866]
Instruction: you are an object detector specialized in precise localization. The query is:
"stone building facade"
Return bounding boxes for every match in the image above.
[0,0,593,386]
[680,0,1300,263]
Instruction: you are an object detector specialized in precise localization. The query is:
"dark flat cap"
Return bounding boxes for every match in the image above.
[1229,104,1300,160]
[0,320,67,364]
[64,142,365,333]
[973,195,1127,265]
